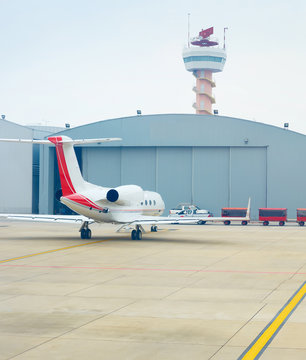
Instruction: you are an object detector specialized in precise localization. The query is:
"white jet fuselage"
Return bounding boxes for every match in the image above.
[60,187,165,223]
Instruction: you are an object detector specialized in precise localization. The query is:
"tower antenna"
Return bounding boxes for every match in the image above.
[188,13,191,48]
[223,27,228,50]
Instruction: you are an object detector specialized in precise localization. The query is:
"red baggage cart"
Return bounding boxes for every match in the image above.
[221,207,248,225]
[297,209,306,226]
[259,208,287,226]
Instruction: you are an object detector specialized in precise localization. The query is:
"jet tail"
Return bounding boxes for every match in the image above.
[48,136,121,196]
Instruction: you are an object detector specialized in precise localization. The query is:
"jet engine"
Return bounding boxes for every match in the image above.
[106,185,143,205]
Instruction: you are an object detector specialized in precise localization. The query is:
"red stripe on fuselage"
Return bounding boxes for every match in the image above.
[48,137,75,196]
[64,193,103,211]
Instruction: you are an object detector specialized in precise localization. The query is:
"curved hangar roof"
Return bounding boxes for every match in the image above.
[45,114,306,218]
[53,114,305,148]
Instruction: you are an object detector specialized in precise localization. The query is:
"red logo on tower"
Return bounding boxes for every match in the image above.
[199,27,213,39]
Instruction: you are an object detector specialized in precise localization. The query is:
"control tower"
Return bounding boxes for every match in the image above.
[182,27,227,115]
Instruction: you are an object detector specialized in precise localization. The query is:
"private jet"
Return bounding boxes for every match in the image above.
[0,136,250,239]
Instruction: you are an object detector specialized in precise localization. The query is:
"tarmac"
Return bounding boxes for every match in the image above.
[0,220,306,360]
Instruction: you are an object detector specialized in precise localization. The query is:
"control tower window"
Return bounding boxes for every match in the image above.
[200,101,205,110]
[200,84,205,93]
[201,70,205,78]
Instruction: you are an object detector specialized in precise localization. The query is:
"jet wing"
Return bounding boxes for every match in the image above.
[127,215,248,226]
[0,214,92,223]
[127,198,251,226]
[128,215,204,226]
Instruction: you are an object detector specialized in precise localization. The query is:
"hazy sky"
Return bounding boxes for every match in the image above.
[1,0,306,133]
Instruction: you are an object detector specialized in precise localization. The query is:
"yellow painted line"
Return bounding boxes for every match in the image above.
[238,281,306,360]
[0,240,110,264]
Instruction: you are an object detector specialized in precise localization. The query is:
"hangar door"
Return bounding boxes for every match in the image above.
[193,147,230,215]
[157,147,192,210]
[230,147,267,219]
[82,147,156,191]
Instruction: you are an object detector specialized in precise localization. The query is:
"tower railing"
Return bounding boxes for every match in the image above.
[192,103,213,115]
[192,87,216,103]
[192,74,216,87]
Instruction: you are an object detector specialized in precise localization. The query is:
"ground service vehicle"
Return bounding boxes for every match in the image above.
[172,208,212,225]
[259,208,287,226]
[297,209,306,226]
[221,208,248,225]
[169,204,210,216]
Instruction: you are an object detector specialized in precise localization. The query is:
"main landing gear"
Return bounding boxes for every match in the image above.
[131,225,142,240]
[130,224,155,240]
[80,221,92,239]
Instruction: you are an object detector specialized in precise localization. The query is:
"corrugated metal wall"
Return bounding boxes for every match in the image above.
[78,145,267,219]
[0,120,33,213]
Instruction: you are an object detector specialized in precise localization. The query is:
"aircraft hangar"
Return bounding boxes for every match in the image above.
[0,118,63,214]
[37,114,306,220]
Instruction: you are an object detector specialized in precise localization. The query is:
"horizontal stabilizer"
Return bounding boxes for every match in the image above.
[0,138,50,144]
[0,214,92,223]
[0,137,122,145]
[65,138,122,144]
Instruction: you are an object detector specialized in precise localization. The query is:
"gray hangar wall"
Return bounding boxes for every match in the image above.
[0,119,33,213]
[40,114,306,219]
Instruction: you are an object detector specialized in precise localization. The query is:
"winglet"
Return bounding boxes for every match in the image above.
[246,197,251,220]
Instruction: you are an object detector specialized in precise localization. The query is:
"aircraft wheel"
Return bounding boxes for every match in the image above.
[136,230,142,240]
[151,225,157,232]
[131,230,137,240]
[81,229,92,239]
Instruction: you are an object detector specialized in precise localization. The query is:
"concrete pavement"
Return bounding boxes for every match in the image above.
[0,221,306,359]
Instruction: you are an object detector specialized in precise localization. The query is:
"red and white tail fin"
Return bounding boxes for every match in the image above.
[48,136,121,196]
[48,136,82,196]
[0,136,122,197]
